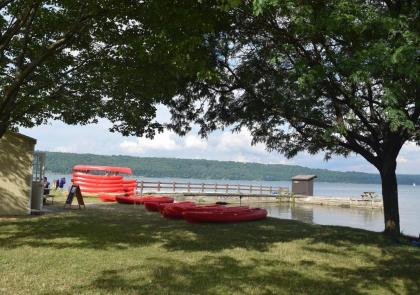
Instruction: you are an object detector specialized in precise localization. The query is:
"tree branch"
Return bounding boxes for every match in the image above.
[0,0,16,10]
[0,1,39,55]
[338,138,380,168]
[16,2,39,72]
[0,11,92,122]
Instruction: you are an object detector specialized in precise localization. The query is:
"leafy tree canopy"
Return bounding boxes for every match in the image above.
[0,0,229,137]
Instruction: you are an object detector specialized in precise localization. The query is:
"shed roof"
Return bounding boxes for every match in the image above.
[292,175,317,180]
[5,131,37,144]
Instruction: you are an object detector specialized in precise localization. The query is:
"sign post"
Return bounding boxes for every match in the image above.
[64,185,85,209]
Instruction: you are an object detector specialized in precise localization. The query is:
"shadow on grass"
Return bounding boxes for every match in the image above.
[1,203,419,294]
[0,203,397,251]
[43,254,419,295]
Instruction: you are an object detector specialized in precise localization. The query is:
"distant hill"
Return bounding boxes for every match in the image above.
[44,151,420,185]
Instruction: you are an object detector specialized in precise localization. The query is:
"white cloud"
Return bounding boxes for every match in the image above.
[232,154,249,162]
[397,156,408,164]
[215,130,266,154]
[185,135,208,149]
[119,131,179,154]
[53,146,75,153]
[401,142,420,152]
[216,131,249,150]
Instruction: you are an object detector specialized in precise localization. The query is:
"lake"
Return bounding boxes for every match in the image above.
[46,173,419,236]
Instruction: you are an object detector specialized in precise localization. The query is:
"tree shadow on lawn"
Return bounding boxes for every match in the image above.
[0,203,401,252]
[1,204,419,294]
[46,254,419,295]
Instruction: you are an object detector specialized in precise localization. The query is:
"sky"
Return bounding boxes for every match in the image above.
[20,106,420,175]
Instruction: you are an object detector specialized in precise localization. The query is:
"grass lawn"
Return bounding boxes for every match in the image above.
[0,193,419,295]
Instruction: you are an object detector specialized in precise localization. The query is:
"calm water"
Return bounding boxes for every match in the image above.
[46,173,419,236]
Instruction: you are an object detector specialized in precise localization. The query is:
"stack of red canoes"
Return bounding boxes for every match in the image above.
[158,202,267,223]
[72,165,136,198]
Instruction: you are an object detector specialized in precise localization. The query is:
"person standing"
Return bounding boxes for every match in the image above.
[42,177,50,195]
[59,177,66,190]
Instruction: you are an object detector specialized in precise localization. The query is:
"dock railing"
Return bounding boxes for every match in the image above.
[137,181,289,196]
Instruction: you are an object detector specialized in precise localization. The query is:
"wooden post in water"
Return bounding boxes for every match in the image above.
[215,183,218,192]
[172,182,176,192]
[249,185,252,194]
[140,181,144,197]
[201,183,205,192]
[225,184,229,193]
[157,181,161,192]
[187,182,191,193]
[237,184,240,193]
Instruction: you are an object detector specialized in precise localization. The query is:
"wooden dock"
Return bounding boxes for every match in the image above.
[137,181,383,209]
[137,180,289,196]
[278,195,383,209]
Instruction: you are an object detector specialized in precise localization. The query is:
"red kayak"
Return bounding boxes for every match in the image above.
[115,196,144,204]
[80,186,125,193]
[144,202,162,212]
[76,182,125,188]
[135,196,174,204]
[73,178,124,185]
[183,208,267,223]
[73,172,123,180]
[160,202,197,218]
[99,195,117,202]
[161,203,239,219]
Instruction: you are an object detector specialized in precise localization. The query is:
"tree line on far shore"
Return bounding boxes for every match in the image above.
[45,152,420,185]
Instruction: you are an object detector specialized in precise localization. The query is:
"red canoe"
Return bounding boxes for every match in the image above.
[183,208,268,223]
[116,196,174,205]
[115,196,144,204]
[72,172,123,180]
[73,178,124,185]
[99,195,117,202]
[161,203,241,219]
[73,181,124,189]
[73,165,132,175]
[160,202,197,218]
[135,196,174,204]
[79,186,125,193]
[144,202,161,212]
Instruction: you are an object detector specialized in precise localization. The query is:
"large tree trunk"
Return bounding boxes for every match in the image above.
[379,159,400,235]
[0,120,8,138]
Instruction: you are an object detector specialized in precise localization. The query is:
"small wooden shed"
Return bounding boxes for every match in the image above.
[0,132,37,215]
[291,175,317,196]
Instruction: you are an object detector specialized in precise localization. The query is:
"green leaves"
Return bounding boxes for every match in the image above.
[166,0,419,174]
[0,0,230,138]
